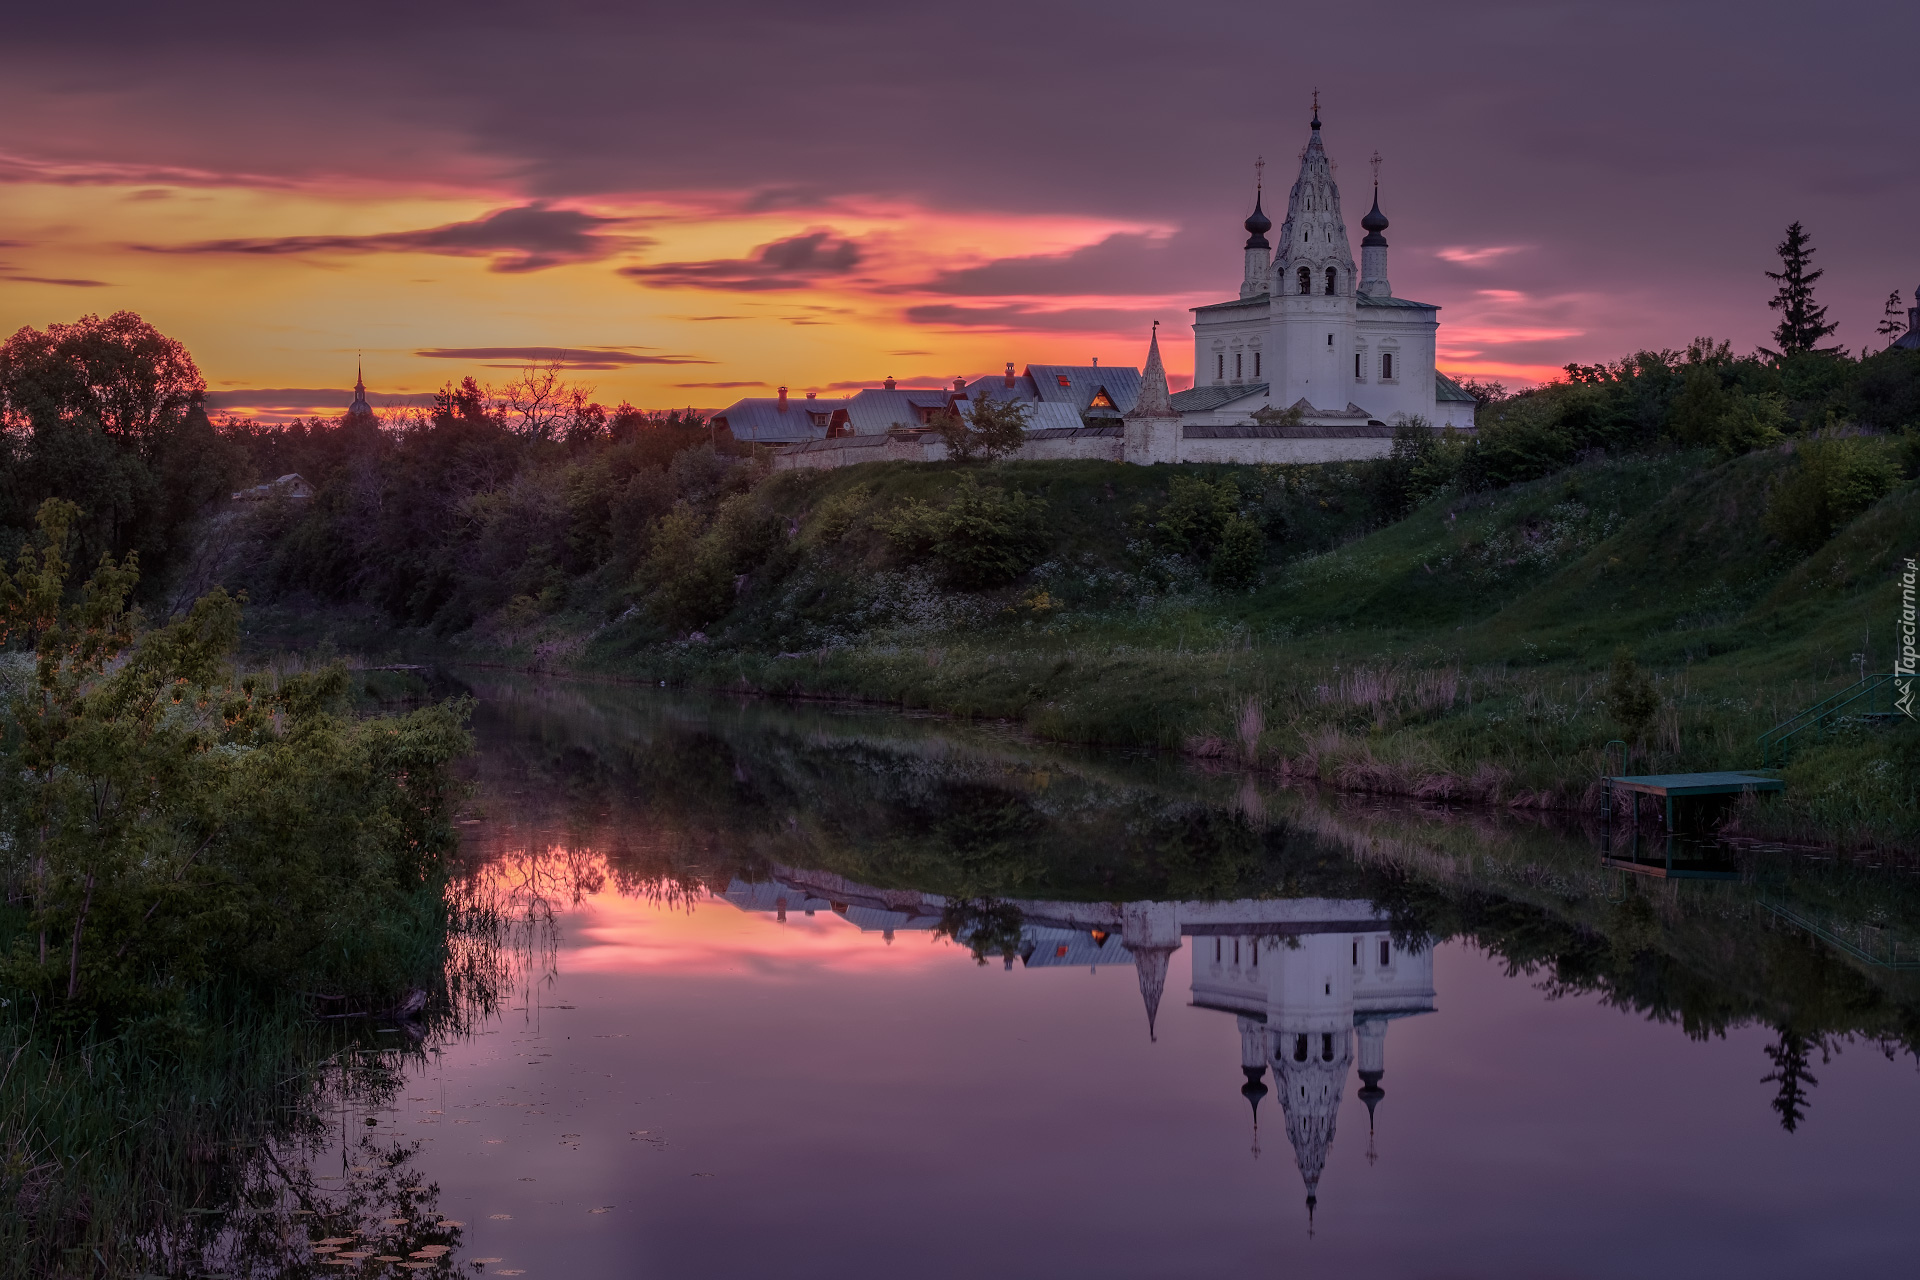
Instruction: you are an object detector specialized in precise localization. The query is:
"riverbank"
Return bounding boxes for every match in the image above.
[236,443,1920,853]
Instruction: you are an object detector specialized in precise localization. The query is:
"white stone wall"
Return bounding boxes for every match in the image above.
[771,429,1401,472]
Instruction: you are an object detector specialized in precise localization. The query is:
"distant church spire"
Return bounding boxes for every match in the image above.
[348,355,372,418]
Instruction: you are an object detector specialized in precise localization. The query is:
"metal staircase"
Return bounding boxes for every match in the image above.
[1758,672,1906,767]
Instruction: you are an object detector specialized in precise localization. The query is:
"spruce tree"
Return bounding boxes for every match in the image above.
[1765,221,1839,355]
[1877,288,1906,340]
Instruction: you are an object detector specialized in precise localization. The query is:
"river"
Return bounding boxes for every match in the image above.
[288,673,1920,1277]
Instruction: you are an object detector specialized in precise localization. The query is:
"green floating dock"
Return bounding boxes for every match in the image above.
[1606,771,1785,799]
[1601,772,1784,880]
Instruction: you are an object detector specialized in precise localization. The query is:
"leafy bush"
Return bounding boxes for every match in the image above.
[1151,475,1240,557]
[0,501,470,1038]
[1209,514,1265,588]
[875,474,1048,588]
[1762,436,1902,551]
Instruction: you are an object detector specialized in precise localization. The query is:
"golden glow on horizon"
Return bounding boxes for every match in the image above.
[1,176,1570,417]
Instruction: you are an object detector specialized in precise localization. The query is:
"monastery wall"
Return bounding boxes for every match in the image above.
[770,425,1410,472]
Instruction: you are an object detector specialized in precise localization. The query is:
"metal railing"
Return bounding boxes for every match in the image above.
[1757,672,1904,767]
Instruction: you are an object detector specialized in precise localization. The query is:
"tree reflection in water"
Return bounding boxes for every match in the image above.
[447,672,1920,1144]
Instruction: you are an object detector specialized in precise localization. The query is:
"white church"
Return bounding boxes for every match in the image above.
[764,104,1477,471]
[1174,103,1476,432]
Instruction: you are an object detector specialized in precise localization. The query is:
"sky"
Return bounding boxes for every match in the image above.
[1,0,1915,421]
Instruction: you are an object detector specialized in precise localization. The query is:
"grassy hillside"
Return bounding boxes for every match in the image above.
[538,443,1915,849]
[213,345,1920,850]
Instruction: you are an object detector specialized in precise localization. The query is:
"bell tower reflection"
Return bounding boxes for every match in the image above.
[1193,926,1435,1221]
[721,872,1437,1225]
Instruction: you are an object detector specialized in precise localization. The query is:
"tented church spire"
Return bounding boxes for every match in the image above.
[1273,95,1355,299]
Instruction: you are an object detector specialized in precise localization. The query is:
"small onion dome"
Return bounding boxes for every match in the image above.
[1361,189,1389,247]
[1244,191,1271,250]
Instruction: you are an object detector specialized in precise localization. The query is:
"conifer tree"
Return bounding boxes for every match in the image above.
[1764,221,1839,355]
[1877,288,1906,340]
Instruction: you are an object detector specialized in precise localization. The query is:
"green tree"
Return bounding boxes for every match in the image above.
[1762,436,1901,551]
[1602,647,1660,746]
[934,392,1032,462]
[0,312,237,591]
[1878,289,1907,343]
[1765,222,1840,356]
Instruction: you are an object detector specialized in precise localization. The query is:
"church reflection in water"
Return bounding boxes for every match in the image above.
[721,868,1436,1223]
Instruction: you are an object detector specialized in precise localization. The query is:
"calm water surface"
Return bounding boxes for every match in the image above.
[307,676,1920,1277]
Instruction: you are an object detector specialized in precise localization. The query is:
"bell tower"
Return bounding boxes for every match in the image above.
[1268,95,1358,415]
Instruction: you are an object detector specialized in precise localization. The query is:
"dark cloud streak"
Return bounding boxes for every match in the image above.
[414,346,711,367]
[624,231,864,292]
[135,205,634,273]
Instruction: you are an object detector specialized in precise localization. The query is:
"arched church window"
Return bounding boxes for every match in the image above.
[1321,1033,1334,1062]
[1217,353,1225,381]
[1297,265,1312,294]
[1382,352,1395,380]
[1352,940,1359,966]
[1325,267,1338,295]
[1355,353,1363,380]
[1379,940,1391,966]
[1234,353,1242,379]
[1215,939,1222,962]
[1293,1036,1308,1063]
[1253,352,1261,377]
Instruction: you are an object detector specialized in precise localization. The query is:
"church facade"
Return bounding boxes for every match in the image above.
[1173,105,1477,435]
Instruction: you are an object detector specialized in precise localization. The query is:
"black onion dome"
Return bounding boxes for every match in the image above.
[1244,190,1271,249]
[1361,188,1389,246]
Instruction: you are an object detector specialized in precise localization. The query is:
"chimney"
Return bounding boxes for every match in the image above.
[777,386,788,410]
[1092,356,1099,367]
[953,375,966,392]
[1004,361,1016,389]
[883,375,896,391]
[805,390,817,400]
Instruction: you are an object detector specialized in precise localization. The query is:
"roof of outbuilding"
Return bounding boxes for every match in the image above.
[961,366,1141,415]
[710,396,848,443]
[1170,382,1269,413]
[840,387,944,434]
[1434,371,1478,403]
[1892,327,1920,351]
[1026,364,1141,414]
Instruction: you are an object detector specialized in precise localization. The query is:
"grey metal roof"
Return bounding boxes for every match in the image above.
[842,387,941,435]
[1893,327,1920,351]
[962,365,1141,415]
[710,396,849,443]
[1356,293,1439,310]
[1434,371,1477,403]
[1171,381,1268,412]
[1193,294,1270,314]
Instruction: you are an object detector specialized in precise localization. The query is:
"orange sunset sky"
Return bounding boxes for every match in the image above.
[1,1,1913,422]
